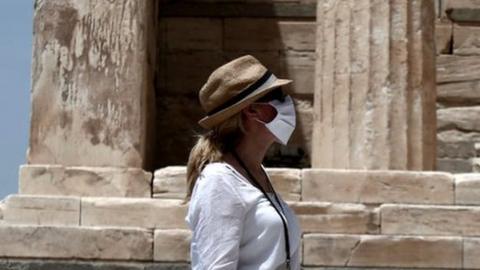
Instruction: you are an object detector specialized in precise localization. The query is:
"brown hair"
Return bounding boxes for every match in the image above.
[182,112,246,204]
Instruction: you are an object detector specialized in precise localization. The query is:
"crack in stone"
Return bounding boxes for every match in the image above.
[344,238,362,266]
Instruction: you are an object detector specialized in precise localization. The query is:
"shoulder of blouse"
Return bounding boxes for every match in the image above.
[197,162,248,209]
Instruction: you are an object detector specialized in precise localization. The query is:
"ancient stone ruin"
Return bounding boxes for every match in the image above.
[0,0,480,269]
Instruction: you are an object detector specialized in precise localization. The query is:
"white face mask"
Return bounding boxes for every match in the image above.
[253,95,296,145]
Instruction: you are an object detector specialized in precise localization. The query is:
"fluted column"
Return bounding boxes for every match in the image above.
[312,0,436,170]
[19,0,157,197]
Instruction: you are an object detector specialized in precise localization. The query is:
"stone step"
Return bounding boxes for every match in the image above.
[303,233,480,269]
[455,173,480,204]
[288,201,379,234]
[2,224,480,269]
[1,194,188,229]
[8,193,480,240]
[437,157,474,173]
[154,166,480,205]
[153,166,302,201]
[0,259,190,270]
[1,194,380,235]
[0,224,190,263]
[380,203,480,236]
[302,169,454,204]
[0,224,153,261]
[19,164,152,197]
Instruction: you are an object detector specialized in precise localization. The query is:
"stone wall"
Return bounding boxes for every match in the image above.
[153,0,317,169]
[152,0,480,173]
[436,0,480,172]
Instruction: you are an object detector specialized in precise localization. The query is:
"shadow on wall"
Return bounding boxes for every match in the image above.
[153,0,317,170]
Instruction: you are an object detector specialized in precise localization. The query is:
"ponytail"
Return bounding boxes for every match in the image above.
[182,113,245,204]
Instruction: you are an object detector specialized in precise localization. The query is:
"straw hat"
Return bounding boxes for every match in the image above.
[198,55,292,129]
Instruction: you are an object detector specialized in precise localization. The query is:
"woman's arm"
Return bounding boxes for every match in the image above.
[187,172,247,269]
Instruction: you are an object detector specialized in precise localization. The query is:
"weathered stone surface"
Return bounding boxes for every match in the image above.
[81,197,188,229]
[437,158,473,173]
[435,20,452,54]
[438,129,480,142]
[301,268,445,270]
[29,0,156,167]
[475,142,480,156]
[159,2,317,18]
[437,80,480,106]
[303,234,462,268]
[302,169,454,204]
[265,168,301,201]
[437,140,476,159]
[453,23,480,55]
[154,229,191,262]
[224,51,315,95]
[312,0,436,170]
[464,237,480,269]
[0,224,153,260]
[443,0,480,11]
[456,173,480,204]
[159,52,226,95]
[2,194,80,226]
[287,202,379,234]
[474,158,480,172]
[448,8,480,23]
[302,268,447,270]
[0,259,190,270]
[153,166,187,199]
[162,18,222,51]
[153,94,214,168]
[19,165,152,197]
[437,55,480,83]
[224,19,315,51]
[381,204,480,236]
[437,106,480,132]
[0,200,5,225]
[153,166,301,201]
[158,52,315,97]
[287,96,314,161]
[282,51,315,95]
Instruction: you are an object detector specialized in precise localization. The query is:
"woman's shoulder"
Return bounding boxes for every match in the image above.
[196,161,261,208]
[201,161,231,175]
[195,162,245,198]
[200,162,248,183]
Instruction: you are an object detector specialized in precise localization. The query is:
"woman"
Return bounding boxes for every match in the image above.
[183,55,302,270]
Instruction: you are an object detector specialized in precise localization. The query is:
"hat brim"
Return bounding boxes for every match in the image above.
[198,78,292,129]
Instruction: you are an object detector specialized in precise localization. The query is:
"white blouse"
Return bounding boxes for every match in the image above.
[185,161,302,270]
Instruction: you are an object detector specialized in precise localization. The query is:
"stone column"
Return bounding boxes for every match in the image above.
[312,0,437,170]
[19,0,157,197]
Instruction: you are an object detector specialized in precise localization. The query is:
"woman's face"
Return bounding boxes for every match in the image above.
[241,103,277,145]
[241,88,286,144]
[250,103,277,123]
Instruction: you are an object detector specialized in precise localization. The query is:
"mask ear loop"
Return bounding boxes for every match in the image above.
[250,102,278,125]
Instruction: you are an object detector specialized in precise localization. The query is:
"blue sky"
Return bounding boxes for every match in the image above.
[0,1,34,200]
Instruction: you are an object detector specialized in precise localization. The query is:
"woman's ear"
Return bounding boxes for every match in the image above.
[242,104,260,116]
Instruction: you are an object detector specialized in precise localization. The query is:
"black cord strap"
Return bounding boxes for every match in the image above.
[231,150,291,269]
[206,70,273,116]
